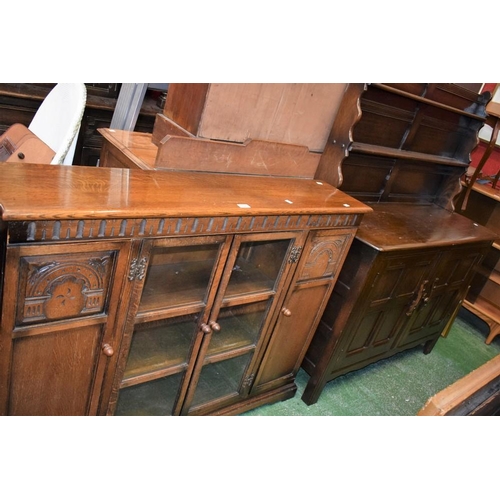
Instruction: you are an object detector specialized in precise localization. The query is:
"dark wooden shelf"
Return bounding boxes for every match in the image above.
[372,84,487,121]
[351,142,469,168]
[121,362,187,388]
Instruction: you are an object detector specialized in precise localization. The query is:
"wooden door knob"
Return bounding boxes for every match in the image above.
[102,344,114,357]
[209,321,221,332]
[281,308,292,317]
[201,323,212,334]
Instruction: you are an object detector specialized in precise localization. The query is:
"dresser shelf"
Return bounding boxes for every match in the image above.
[372,83,488,121]
[351,142,469,168]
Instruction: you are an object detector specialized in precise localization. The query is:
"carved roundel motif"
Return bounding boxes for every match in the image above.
[43,278,87,319]
[298,235,350,281]
[19,252,112,325]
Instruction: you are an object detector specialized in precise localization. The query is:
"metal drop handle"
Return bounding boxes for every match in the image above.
[406,280,429,316]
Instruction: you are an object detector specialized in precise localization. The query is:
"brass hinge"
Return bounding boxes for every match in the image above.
[242,374,255,389]
[288,246,302,264]
[128,257,148,281]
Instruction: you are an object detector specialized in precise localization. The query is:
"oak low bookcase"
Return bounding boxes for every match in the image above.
[0,163,369,415]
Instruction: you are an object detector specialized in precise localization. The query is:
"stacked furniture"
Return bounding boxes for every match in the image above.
[454,86,500,346]
[301,83,497,405]
[151,83,347,152]
[0,84,157,165]
[456,181,500,345]
[99,83,348,177]
[461,84,500,198]
[2,82,492,415]
[0,83,372,415]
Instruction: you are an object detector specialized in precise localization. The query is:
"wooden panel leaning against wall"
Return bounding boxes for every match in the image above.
[101,83,349,178]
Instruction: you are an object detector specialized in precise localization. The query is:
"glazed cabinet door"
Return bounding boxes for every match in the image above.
[111,235,232,416]
[110,231,305,416]
[182,232,304,415]
[0,240,132,415]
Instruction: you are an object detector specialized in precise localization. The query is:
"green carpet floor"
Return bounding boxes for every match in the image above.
[243,308,500,416]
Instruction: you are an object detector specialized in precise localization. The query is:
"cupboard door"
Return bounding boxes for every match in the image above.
[253,229,355,391]
[255,282,333,389]
[325,250,438,375]
[396,245,486,349]
[112,235,232,416]
[183,233,303,415]
[9,324,106,415]
[0,241,131,415]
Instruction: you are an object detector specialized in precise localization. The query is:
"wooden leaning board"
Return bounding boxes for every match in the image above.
[99,128,321,178]
[418,354,500,415]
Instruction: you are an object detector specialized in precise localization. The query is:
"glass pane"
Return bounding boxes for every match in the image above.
[139,243,220,312]
[226,239,291,297]
[115,372,184,416]
[207,301,269,357]
[190,352,253,409]
[123,315,198,381]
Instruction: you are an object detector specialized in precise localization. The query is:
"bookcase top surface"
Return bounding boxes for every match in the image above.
[0,163,371,222]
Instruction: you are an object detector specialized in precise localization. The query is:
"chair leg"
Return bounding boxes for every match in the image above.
[485,324,500,345]
[492,168,500,190]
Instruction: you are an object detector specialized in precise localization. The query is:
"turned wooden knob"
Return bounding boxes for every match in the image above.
[102,344,114,357]
[209,321,221,332]
[17,152,25,160]
[281,308,292,317]
[201,323,212,334]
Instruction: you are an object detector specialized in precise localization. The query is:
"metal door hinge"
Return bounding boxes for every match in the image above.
[288,246,302,264]
[128,257,148,281]
[242,374,255,389]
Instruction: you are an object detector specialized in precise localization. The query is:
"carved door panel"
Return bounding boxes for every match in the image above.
[396,245,486,350]
[327,250,438,374]
[0,240,131,415]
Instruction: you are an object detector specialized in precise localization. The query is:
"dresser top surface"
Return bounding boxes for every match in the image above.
[357,203,496,251]
[0,163,370,221]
